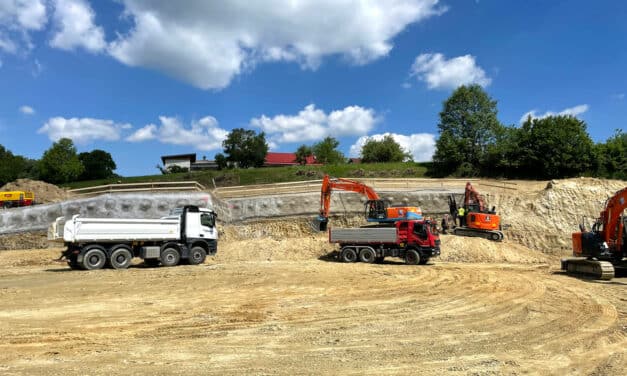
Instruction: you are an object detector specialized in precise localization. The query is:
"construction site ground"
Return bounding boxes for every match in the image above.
[0,177,626,375]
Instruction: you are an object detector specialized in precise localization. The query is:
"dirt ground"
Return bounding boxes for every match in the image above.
[0,239,625,375]
[0,178,626,375]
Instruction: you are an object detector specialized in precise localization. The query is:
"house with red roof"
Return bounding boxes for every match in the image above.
[264,152,320,167]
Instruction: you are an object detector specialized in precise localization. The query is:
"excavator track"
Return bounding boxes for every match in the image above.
[560,258,615,280]
[452,227,504,241]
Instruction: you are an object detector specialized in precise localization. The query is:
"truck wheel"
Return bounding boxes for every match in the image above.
[160,247,180,267]
[340,247,357,263]
[82,248,106,270]
[109,247,133,269]
[188,246,207,265]
[359,248,376,263]
[490,232,500,241]
[405,249,421,265]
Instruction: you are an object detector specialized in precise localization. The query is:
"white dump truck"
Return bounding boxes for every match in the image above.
[48,205,217,270]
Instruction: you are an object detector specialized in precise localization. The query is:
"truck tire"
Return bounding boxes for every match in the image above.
[340,247,357,263]
[81,248,106,270]
[359,248,376,263]
[109,247,133,269]
[160,247,180,267]
[188,246,207,265]
[405,249,421,265]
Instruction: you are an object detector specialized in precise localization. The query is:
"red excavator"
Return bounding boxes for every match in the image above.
[316,174,422,231]
[445,182,504,241]
[561,186,627,280]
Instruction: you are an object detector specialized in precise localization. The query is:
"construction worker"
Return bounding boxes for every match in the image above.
[457,206,466,227]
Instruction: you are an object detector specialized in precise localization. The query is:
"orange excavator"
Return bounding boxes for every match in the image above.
[446,182,504,241]
[561,186,627,280]
[316,174,422,231]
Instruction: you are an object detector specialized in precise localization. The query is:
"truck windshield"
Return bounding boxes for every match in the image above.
[201,213,215,228]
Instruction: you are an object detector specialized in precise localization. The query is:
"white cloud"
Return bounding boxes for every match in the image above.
[410,53,491,90]
[49,0,106,52]
[108,0,447,89]
[126,124,156,142]
[349,132,436,162]
[0,0,47,30]
[0,0,47,54]
[251,104,379,144]
[38,117,131,144]
[19,105,34,114]
[611,93,625,100]
[127,116,228,151]
[519,104,589,124]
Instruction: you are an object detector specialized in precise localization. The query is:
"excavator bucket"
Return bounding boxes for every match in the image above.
[313,216,328,232]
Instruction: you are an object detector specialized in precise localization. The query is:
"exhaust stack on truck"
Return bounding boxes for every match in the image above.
[48,205,217,270]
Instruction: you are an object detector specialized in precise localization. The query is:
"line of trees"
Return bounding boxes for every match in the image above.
[431,85,626,179]
[0,138,117,186]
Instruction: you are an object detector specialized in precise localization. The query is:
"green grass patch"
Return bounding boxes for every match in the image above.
[63,162,430,189]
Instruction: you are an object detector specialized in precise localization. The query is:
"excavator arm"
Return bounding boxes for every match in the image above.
[316,174,423,231]
[319,175,380,220]
[598,186,627,251]
[464,182,486,212]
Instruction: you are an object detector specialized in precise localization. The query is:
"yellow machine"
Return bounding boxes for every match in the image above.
[0,191,35,208]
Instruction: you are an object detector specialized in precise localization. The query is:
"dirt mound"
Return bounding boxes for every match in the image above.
[492,177,626,255]
[0,232,50,251]
[439,235,551,264]
[0,179,72,204]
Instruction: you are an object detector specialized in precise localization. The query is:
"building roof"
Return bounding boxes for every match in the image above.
[264,152,320,166]
[161,153,196,164]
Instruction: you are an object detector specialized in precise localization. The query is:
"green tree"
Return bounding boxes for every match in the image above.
[39,138,84,184]
[214,153,228,170]
[0,145,39,185]
[432,84,503,176]
[515,115,595,178]
[596,129,627,179]
[294,144,313,165]
[312,137,345,165]
[222,128,269,168]
[78,149,117,181]
[360,135,411,163]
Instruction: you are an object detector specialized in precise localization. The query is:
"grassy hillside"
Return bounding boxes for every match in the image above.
[64,162,430,189]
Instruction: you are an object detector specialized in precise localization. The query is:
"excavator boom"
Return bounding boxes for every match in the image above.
[316,175,422,231]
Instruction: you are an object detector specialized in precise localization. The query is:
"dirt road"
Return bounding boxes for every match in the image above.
[0,246,625,375]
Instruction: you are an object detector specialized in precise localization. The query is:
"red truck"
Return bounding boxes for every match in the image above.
[329,219,441,265]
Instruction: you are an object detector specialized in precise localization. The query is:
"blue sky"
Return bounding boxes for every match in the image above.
[0,0,625,176]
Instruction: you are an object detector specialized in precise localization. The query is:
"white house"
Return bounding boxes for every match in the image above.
[161,153,196,170]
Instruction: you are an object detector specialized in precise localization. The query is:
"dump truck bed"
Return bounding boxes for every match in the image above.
[329,227,398,243]
[55,216,181,243]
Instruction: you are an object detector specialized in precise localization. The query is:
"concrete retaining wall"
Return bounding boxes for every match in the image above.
[0,188,462,235]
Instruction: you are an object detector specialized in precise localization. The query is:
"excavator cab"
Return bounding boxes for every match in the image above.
[365,200,387,221]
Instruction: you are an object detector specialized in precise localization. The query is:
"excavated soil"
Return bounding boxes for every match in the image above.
[0,178,625,375]
[1,179,73,204]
